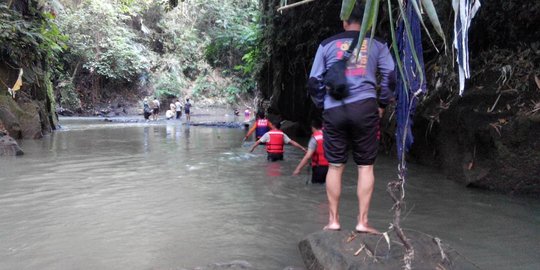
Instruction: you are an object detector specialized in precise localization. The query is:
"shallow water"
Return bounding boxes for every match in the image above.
[1,117,539,270]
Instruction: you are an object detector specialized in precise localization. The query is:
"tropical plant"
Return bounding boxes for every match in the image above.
[0,2,66,82]
[58,0,151,82]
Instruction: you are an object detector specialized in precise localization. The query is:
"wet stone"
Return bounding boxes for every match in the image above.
[180,261,305,270]
[299,230,478,270]
[0,134,24,156]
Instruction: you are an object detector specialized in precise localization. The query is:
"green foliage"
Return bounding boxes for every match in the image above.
[56,74,80,109]
[58,0,152,82]
[192,75,217,98]
[50,0,262,105]
[0,3,66,76]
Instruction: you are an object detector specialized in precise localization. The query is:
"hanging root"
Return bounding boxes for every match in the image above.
[403,248,415,270]
[433,237,449,262]
[388,178,414,270]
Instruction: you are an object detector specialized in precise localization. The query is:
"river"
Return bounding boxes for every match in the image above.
[1,116,539,270]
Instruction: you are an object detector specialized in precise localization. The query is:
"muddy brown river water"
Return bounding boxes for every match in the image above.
[1,116,539,269]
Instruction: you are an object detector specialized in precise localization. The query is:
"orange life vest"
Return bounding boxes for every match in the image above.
[311,130,329,166]
[266,130,284,154]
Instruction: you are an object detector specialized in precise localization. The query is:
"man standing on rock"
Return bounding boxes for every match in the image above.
[308,2,395,233]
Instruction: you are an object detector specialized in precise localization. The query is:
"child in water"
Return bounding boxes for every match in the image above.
[249,121,306,161]
[292,119,328,184]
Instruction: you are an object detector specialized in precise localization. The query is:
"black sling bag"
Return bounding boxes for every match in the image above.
[323,34,360,100]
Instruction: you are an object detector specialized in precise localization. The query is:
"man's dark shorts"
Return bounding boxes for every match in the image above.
[267,153,283,162]
[312,165,328,184]
[153,108,159,114]
[323,98,379,165]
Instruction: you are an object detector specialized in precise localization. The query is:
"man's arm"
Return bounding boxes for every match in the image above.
[293,149,315,176]
[308,45,327,107]
[249,140,261,153]
[377,43,396,110]
[244,124,257,140]
[289,139,307,153]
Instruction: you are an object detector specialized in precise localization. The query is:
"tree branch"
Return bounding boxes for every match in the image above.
[277,0,317,12]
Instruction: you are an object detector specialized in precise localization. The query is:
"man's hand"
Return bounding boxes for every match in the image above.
[292,168,301,176]
[378,107,384,118]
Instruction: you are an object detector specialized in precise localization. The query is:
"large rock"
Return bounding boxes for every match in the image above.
[299,230,477,270]
[0,96,44,139]
[0,134,24,156]
[180,260,305,270]
[18,101,43,139]
[181,261,256,270]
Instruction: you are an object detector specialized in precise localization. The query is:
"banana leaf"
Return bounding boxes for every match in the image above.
[421,0,447,53]
[340,0,358,21]
[409,0,438,52]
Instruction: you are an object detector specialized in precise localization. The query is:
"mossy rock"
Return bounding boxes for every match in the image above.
[0,95,43,139]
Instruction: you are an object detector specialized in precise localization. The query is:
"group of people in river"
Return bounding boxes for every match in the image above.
[245,112,326,182]
[143,97,192,122]
[245,2,393,235]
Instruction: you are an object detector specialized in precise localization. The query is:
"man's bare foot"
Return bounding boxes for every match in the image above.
[355,224,380,234]
[323,224,341,231]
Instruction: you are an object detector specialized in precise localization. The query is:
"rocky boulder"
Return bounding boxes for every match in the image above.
[0,133,24,156]
[0,96,45,139]
[299,230,477,270]
[180,260,305,270]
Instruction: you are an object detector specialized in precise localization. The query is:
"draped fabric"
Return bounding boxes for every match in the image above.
[395,0,426,166]
[453,0,481,95]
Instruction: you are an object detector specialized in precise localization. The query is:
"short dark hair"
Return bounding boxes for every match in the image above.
[272,120,281,129]
[347,1,365,24]
[311,118,323,130]
[257,110,265,119]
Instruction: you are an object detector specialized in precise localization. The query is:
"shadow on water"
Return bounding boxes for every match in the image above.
[0,117,539,270]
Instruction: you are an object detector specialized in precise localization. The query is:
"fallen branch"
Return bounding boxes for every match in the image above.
[433,237,449,262]
[277,0,317,12]
[354,244,365,256]
[346,231,359,243]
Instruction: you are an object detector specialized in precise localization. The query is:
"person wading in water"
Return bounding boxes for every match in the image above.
[292,119,329,184]
[244,111,274,142]
[249,121,306,161]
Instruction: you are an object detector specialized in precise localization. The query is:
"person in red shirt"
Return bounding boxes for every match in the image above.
[292,119,328,184]
[249,121,306,161]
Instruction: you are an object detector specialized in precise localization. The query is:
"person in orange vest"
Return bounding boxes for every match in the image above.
[244,111,275,141]
[292,119,328,184]
[249,121,306,161]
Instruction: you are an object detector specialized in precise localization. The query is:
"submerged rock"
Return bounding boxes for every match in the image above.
[0,134,24,156]
[181,261,305,270]
[299,230,477,270]
[182,260,256,270]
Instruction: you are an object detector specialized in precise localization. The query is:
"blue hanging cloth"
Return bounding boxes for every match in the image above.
[395,0,427,168]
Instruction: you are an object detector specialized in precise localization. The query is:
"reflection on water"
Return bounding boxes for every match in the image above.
[0,118,539,270]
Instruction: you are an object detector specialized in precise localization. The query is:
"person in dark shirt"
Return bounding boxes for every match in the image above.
[308,1,395,233]
[184,98,192,122]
